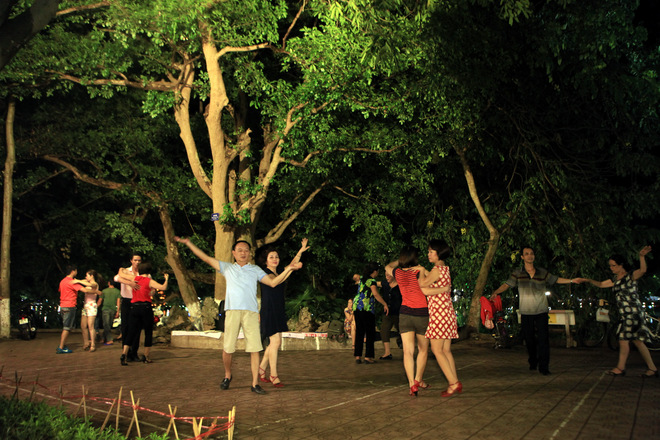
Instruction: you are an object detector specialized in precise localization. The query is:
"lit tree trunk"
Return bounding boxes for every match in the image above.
[159,206,203,330]
[0,98,16,338]
[455,145,508,334]
[170,39,246,302]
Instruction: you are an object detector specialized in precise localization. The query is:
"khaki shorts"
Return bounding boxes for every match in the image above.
[399,314,429,336]
[223,310,263,353]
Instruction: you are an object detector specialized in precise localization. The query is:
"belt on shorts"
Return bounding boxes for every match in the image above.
[132,302,151,307]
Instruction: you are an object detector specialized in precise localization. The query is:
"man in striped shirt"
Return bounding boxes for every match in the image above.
[491,246,576,376]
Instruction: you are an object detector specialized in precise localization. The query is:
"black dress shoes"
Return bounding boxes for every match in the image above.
[220,377,232,390]
[251,385,267,395]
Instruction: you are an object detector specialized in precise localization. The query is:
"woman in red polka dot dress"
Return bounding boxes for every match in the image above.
[419,239,461,397]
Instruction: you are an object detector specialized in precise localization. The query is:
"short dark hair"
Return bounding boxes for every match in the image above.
[398,246,419,268]
[137,262,153,275]
[65,265,77,275]
[429,239,451,260]
[233,240,251,251]
[520,245,534,254]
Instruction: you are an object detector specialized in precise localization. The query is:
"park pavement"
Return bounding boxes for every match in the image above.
[1,330,659,440]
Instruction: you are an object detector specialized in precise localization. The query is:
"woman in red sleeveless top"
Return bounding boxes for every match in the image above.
[385,246,432,396]
[116,262,169,365]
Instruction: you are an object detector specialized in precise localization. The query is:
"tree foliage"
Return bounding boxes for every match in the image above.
[1,0,659,336]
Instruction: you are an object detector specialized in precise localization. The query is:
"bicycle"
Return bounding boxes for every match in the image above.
[577,299,618,350]
[644,309,660,351]
[578,299,660,351]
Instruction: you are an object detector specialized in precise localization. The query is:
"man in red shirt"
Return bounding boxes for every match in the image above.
[57,265,83,353]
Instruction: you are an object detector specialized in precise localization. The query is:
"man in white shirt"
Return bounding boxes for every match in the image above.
[175,237,302,395]
[114,254,142,361]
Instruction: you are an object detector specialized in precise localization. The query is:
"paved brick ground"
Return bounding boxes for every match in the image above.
[1,330,658,439]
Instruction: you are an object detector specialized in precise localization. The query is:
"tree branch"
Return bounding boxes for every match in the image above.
[42,155,124,190]
[217,42,270,59]
[46,71,177,92]
[282,0,306,50]
[256,181,328,247]
[287,143,405,167]
[56,1,110,16]
[332,185,361,200]
[16,168,68,198]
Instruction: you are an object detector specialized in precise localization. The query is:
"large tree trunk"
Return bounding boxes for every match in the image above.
[159,206,203,330]
[213,225,234,301]
[0,98,16,338]
[0,0,60,70]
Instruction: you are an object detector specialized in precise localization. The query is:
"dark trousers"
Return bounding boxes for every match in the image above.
[125,303,154,348]
[521,313,550,371]
[121,298,140,356]
[380,313,400,343]
[353,310,376,359]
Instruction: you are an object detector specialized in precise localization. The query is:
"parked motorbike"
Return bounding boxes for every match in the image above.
[15,303,37,340]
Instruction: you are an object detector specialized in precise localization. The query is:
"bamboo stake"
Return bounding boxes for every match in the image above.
[191,417,201,438]
[166,404,179,440]
[134,397,141,438]
[126,392,141,438]
[100,398,117,431]
[75,386,87,418]
[115,387,123,430]
[228,406,236,440]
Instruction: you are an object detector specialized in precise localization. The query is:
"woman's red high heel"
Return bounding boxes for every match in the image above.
[259,367,270,383]
[414,380,430,390]
[441,381,462,397]
[270,375,284,388]
[409,382,419,396]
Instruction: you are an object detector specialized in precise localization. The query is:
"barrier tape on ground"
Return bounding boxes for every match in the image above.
[0,366,236,440]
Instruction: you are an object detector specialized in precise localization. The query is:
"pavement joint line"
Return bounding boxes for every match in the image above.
[249,385,401,432]
[549,370,607,440]
[455,359,487,370]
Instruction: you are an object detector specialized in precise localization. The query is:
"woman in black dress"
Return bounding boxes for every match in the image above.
[258,239,309,387]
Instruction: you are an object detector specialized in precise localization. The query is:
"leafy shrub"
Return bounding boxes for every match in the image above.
[285,286,345,324]
[0,396,168,440]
